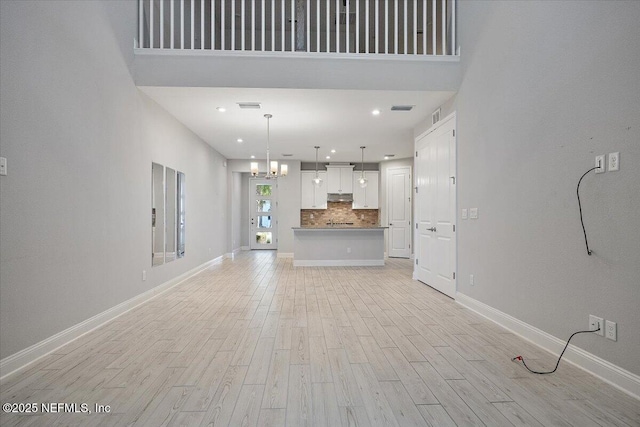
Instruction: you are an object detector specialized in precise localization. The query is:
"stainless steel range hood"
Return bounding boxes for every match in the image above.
[327,193,353,203]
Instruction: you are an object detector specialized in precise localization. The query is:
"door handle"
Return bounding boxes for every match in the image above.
[427,227,437,232]
[389,223,393,226]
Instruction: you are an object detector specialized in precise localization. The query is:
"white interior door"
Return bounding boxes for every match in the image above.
[387,166,412,258]
[415,115,456,298]
[250,178,278,250]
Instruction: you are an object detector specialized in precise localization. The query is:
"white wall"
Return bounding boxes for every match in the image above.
[456,1,640,375]
[230,172,242,252]
[0,1,227,360]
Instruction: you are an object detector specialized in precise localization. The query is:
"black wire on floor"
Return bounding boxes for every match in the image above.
[512,327,600,374]
[577,166,598,256]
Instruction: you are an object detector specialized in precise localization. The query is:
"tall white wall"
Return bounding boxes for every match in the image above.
[0,1,228,360]
[456,1,640,374]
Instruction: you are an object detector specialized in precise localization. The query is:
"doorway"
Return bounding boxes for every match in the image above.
[414,113,457,298]
[249,178,278,250]
[387,166,412,258]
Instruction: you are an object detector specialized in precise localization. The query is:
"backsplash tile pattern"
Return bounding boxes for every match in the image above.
[301,202,379,227]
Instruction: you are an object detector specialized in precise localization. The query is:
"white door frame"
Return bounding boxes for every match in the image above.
[386,166,412,258]
[413,112,457,298]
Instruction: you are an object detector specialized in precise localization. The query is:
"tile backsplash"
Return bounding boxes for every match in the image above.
[301,202,379,227]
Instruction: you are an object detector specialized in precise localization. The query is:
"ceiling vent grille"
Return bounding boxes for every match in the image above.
[391,105,414,111]
[237,102,262,109]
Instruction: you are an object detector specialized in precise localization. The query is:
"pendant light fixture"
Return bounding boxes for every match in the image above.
[358,146,368,188]
[251,114,287,178]
[312,146,323,187]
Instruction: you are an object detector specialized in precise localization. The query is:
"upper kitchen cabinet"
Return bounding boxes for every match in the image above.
[301,171,328,209]
[352,171,379,209]
[326,165,354,194]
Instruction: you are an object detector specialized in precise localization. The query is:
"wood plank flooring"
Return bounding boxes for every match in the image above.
[1,251,638,426]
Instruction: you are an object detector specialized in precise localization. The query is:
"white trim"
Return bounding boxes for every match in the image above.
[456,292,640,400]
[241,246,250,251]
[415,111,457,142]
[134,48,460,63]
[293,259,384,267]
[277,252,294,258]
[0,256,224,382]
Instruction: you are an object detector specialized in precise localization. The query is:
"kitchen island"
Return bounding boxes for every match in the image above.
[292,227,386,267]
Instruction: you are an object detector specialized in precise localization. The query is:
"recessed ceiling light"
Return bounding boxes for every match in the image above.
[326,156,331,159]
[330,149,336,153]
[384,156,389,160]
[250,155,255,159]
[216,107,226,112]
[372,109,381,116]
[237,138,243,143]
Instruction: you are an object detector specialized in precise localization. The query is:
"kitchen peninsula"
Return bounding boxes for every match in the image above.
[294,197,386,266]
[292,226,386,267]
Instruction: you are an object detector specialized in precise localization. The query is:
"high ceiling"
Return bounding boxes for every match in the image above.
[139,87,454,163]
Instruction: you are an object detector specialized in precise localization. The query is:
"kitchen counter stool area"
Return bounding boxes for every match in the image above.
[292,227,386,267]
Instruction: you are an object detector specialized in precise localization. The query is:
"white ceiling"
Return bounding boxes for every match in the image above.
[139,87,454,163]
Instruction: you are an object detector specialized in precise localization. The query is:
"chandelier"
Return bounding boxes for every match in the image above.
[251,114,287,178]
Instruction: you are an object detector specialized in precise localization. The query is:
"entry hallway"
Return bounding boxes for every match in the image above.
[1,251,638,426]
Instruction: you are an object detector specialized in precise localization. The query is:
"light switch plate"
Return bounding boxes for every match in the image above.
[595,155,606,173]
[0,157,6,176]
[608,152,619,171]
[469,208,478,219]
[461,209,468,219]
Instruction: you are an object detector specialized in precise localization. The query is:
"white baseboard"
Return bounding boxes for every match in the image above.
[277,252,294,259]
[0,255,224,382]
[456,292,640,400]
[240,246,250,251]
[293,259,385,267]
[225,248,244,259]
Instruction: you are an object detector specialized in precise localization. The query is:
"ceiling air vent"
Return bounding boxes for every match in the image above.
[282,154,293,157]
[237,102,262,109]
[391,105,414,111]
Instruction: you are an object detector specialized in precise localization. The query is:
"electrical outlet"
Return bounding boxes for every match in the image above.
[589,315,604,336]
[0,157,6,176]
[470,274,474,286]
[142,270,147,281]
[595,155,606,174]
[461,209,468,220]
[346,247,351,254]
[605,320,617,341]
[469,208,478,219]
[608,152,619,172]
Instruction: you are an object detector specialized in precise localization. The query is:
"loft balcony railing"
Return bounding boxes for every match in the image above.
[137,0,457,57]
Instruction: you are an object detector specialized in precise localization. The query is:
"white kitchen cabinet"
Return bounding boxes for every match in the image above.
[326,165,354,194]
[300,171,328,209]
[352,171,379,209]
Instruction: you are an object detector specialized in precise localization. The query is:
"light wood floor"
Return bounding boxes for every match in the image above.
[1,251,638,426]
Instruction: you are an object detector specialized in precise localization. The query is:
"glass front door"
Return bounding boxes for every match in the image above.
[250,179,277,250]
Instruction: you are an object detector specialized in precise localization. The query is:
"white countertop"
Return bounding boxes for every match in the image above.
[292,227,387,230]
